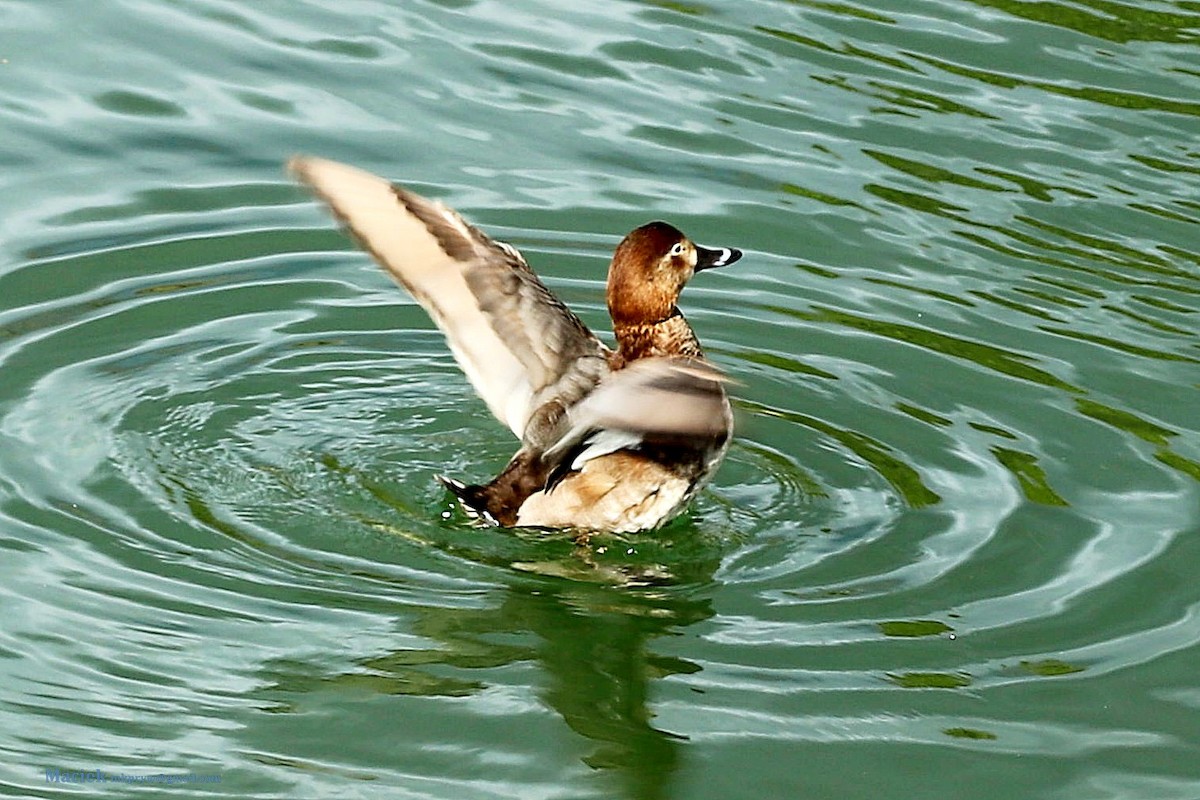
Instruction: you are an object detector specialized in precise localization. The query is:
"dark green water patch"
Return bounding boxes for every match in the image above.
[879,619,954,637]
[781,181,868,210]
[888,672,972,689]
[1040,326,1200,364]
[1075,399,1176,447]
[94,90,186,118]
[735,349,839,380]
[1130,153,1200,176]
[968,290,1063,321]
[1131,293,1197,314]
[1012,286,1088,310]
[1129,202,1200,226]
[974,167,1096,202]
[1101,303,1196,337]
[235,90,296,116]
[1155,450,1200,483]
[864,150,1012,193]
[943,726,998,740]
[895,402,952,428]
[865,183,969,218]
[969,422,1018,440]
[991,447,1070,507]
[962,0,1200,44]
[1019,659,1086,677]
[295,37,381,59]
[788,0,897,25]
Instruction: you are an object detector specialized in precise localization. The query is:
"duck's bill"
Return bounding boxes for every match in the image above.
[694,244,743,272]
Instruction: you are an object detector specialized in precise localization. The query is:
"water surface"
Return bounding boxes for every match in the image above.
[2,1,1198,798]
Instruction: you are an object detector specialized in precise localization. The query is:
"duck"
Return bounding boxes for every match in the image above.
[289,157,742,533]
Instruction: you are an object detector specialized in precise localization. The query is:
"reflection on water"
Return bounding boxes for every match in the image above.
[2,0,1199,797]
[253,578,713,800]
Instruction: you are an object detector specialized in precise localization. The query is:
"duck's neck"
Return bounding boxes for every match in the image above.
[611,308,704,367]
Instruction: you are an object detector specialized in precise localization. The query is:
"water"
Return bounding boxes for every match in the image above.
[2,1,1198,797]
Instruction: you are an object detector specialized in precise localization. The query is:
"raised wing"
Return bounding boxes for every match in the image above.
[289,157,609,443]
[544,356,732,469]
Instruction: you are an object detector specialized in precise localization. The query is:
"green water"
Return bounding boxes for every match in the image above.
[2,1,1198,798]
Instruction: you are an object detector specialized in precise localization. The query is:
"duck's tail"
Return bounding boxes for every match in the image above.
[435,475,498,526]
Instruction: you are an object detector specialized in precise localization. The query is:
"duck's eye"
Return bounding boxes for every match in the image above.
[669,242,686,257]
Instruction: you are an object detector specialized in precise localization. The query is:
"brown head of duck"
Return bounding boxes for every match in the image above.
[605,221,741,367]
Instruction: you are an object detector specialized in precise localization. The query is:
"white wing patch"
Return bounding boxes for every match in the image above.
[543,356,731,464]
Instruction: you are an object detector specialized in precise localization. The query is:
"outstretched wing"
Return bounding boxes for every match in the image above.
[544,356,732,470]
[290,157,609,443]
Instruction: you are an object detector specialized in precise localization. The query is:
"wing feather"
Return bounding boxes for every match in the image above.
[543,357,731,464]
[289,156,609,442]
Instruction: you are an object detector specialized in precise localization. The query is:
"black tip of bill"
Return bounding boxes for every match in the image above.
[695,244,743,272]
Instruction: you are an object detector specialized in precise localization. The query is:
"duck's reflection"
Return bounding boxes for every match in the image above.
[495,579,712,799]
[259,542,717,800]
[398,568,715,800]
